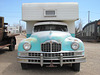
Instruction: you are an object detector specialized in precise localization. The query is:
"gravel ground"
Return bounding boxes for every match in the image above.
[0,35,100,75]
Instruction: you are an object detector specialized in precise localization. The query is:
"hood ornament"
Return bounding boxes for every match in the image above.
[50,40,52,44]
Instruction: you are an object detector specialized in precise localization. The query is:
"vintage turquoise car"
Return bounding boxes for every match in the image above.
[18,22,86,71]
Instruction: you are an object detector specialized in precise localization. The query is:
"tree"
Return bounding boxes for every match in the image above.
[75,19,83,37]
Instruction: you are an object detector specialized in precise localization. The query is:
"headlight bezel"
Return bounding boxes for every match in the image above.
[23,42,31,51]
[71,42,79,50]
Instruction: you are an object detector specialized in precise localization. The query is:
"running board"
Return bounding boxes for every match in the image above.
[0,44,10,49]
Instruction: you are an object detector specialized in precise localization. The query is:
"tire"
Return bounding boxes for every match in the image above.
[21,63,28,70]
[72,63,80,72]
[9,38,15,51]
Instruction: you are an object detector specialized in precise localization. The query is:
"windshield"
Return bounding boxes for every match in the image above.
[34,25,68,32]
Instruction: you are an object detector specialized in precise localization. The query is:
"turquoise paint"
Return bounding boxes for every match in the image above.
[18,37,41,52]
[27,34,31,38]
[18,39,84,52]
[30,31,71,43]
[71,33,75,37]
[62,41,73,51]
[27,33,75,38]
[62,40,84,51]
[18,31,84,55]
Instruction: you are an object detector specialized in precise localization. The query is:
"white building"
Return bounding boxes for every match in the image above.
[7,26,22,34]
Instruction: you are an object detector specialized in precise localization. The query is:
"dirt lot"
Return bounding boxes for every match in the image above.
[0,35,100,75]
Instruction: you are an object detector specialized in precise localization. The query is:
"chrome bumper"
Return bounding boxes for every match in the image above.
[17,51,86,66]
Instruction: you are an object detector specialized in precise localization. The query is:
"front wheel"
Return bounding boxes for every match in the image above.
[9,44,15,51]
[9,38,15,51]
[72,63,80,72]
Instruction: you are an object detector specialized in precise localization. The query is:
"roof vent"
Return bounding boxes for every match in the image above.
[44,10,56,17]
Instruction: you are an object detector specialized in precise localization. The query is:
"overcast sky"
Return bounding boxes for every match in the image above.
[0,0,100,28]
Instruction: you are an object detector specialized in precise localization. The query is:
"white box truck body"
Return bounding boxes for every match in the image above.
[22,2,79,37]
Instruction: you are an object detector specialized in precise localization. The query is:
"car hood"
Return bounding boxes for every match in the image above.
[30,31,71,43]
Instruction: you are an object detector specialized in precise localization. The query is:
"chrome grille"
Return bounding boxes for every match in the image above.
[20,51,83,57]
[52,42,61,52]
[41,43,50,52]
[28,53,74,57]
[28,53,40,57]
[63,59,75,62]
[43,53,60,57]
[41,42,61,52]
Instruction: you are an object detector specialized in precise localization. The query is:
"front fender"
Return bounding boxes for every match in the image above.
[62,37,84,51]
[18,37,41,52]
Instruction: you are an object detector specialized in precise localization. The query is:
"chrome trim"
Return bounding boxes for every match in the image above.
[60,54,63,66]
[41,40,61,52]
[40,54,43,66]
[50,41,52,52]
[23,42,31,51]
[71,42,79,50]
[18,51,84,58]
[42,40,61,44]
[18,50,84,53]
[17,57,86,66]
[18,51,85,67]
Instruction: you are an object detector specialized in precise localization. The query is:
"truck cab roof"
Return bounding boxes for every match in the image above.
[34,22,67,26]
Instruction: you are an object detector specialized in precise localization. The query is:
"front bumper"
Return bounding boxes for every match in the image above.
[17,51,86,66]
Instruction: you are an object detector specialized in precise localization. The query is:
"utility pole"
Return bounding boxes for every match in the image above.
[19,19,22,26]
[88,11,90,23]
[79,19,82,31]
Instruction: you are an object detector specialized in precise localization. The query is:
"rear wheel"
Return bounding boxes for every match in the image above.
[9,38,15,51]
[21,63,28,70]
[72,63,80,72]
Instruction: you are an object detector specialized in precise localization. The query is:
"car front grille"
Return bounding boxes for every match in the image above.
[41,42,61,52]
[28,52,74,57]
[20,51,83,57]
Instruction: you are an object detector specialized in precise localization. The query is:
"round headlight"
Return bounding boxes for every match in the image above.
[71,42,79,50]
[23,42,31,51]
